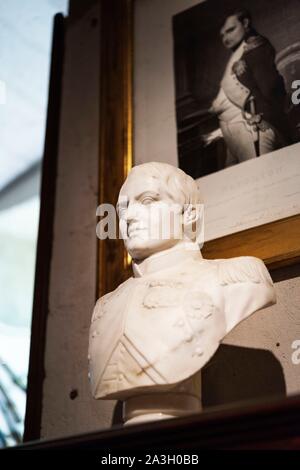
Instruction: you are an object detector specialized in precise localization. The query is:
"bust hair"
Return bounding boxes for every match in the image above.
[128,162,202,206]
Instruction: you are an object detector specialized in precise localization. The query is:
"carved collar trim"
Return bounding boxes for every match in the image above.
[132,242,203,278]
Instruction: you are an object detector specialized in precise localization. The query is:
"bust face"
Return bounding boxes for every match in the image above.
[220,15,248,51]
[117,170,184,261]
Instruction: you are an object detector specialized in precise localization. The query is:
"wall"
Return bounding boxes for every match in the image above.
[134,0,202,166]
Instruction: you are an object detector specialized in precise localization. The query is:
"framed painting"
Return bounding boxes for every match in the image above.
[172,0,300,256]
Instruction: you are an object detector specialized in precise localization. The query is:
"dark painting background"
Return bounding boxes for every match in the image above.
[173,0,300,179]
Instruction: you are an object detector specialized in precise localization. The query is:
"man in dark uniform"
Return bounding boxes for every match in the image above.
[205,8,290,164]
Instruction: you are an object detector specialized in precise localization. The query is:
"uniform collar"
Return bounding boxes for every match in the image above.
[132,241,203,278]
[230,40,246,63]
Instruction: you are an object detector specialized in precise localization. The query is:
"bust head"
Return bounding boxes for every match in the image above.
[117,162,203,261]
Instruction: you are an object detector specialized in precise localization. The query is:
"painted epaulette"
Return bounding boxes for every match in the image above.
[243,35,267,53]
[218,256,273,287]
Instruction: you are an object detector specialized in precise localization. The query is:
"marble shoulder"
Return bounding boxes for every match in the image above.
[213,256,273,287]
[91,276,133,322]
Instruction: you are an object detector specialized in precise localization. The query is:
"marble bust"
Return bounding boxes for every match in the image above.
[89,162,276,424]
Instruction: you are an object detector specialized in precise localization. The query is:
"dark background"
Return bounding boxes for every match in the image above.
[173,0,300,179]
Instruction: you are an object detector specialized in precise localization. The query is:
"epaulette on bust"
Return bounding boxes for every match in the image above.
[91,290,115,323]
[91,277,132,323]
[218,256,273,287]
[91,298,103,323]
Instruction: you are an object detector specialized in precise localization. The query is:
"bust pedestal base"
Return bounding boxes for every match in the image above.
[123,374,202,425]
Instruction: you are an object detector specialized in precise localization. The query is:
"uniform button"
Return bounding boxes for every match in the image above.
[184,334,193,343]
[118,374,124,381]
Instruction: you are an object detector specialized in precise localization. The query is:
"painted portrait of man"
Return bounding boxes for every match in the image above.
[174,0,300,179]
